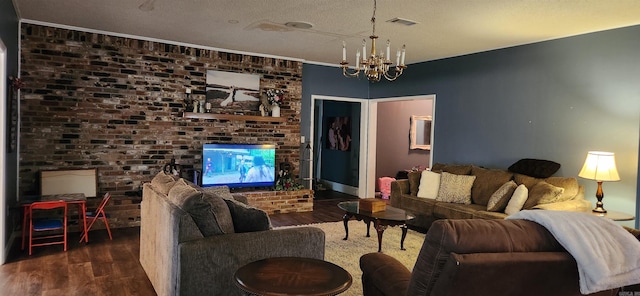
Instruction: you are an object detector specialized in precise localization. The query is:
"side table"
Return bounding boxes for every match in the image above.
[590,210,635,221]
[234,257,352,296]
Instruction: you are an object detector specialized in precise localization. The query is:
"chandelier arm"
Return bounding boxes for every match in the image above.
[382,66,406,81]
[341,65,361,78]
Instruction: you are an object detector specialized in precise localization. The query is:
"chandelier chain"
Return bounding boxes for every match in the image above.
[371,0,377,36]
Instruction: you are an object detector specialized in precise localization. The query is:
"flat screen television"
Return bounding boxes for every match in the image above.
[201,143,276,189]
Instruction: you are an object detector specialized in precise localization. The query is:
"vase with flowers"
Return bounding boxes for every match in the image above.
[265,89,284,117]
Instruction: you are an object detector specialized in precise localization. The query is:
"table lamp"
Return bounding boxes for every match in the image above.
[578,151,620,213]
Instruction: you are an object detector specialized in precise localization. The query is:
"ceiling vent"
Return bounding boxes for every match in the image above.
[386,18,418,26]
[285,22,313,29]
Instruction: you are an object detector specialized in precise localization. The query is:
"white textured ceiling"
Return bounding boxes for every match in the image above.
[12,0,640,65]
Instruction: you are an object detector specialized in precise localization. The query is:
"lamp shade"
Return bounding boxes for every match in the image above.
[578,151,620,182]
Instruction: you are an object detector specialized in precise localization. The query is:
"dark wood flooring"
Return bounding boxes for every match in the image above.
[0,192,357,296]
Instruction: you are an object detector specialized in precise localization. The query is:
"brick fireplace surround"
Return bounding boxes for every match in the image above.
[18,23,308,228]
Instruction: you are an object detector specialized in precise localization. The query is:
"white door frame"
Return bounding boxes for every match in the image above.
[310,94,436,199]
[0,38,8,264]
[310,95,370,198]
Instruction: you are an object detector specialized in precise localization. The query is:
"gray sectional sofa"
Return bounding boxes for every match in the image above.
[139,171,325,296]
[391,163,592,229]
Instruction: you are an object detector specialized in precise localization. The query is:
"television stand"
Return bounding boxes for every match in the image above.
[241,189,314,214]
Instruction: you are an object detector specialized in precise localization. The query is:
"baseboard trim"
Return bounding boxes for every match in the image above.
[321,180,359,197]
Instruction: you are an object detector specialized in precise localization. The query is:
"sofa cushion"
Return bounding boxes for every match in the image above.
[505,184,528,215]
[545,177,579,202]
[523,181,565,209]
[167,179,202,208]
[408,171,422,196]
[167,179,232,236]
[486,180,518,212]
[202,185,235,200]
[151,171,178,195]
[433,202,486,219]
[436,172,476,205]
[473,210,508,219]
[513,173,542,189]
[224,198,272,233]
[470,166,514,206]
[432,163,472,175]
[201,192,236,234]
[507,158,561,178]
[417,170,440,199]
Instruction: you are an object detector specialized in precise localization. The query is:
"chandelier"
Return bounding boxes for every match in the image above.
[340,0,406,82]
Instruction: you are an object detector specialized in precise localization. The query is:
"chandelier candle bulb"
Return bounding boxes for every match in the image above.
[342,41,347,61]
[362,40,367,59]
[401,45,406,65]
[356,51,360,68]
[396,49,401,65]
[386,40,390,60]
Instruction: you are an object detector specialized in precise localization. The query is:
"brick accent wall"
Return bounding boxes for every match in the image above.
[19,24,304,228]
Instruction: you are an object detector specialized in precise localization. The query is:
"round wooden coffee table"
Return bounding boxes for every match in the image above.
[234,257,352,296]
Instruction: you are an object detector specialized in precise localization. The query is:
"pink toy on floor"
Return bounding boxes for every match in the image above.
[377,177,396,199]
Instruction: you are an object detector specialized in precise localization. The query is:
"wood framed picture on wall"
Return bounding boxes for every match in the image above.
[325,116,352,151]
[205,70,261,112]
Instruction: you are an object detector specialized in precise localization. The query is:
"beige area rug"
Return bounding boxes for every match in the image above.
[279,221,426,296]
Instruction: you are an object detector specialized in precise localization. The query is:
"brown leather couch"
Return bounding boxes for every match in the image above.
[360,219,621,296]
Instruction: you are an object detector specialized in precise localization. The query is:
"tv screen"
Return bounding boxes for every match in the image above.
[202,143,276,189]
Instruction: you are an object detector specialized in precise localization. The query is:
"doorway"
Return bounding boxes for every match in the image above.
[309,95,436,198]
[310,95,369,198]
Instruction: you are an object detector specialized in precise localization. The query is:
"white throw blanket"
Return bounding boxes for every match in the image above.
[507,210,640,294]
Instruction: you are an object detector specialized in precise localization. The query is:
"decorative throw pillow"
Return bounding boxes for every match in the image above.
[435,172,476,205]
[523,181,565,209]
[408,171,422,196]
[508,158,561,178]
[151,171,177,195]
[470,166,514,206]
[486,180,517,212]
[505,184,529,215]
[224,199,272,233]
[417,170,440,199]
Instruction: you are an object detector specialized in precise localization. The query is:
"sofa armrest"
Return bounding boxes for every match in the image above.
[391,180,410,208]
[430,252,619,296]
[360,252,411,296]
[178,226,325,296]
[533,198,591,212]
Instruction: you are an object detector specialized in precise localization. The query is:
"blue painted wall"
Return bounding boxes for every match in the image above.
[303,26,640,227]
[369,25,640,227]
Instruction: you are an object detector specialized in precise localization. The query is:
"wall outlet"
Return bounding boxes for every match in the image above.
[301,136,305,143]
